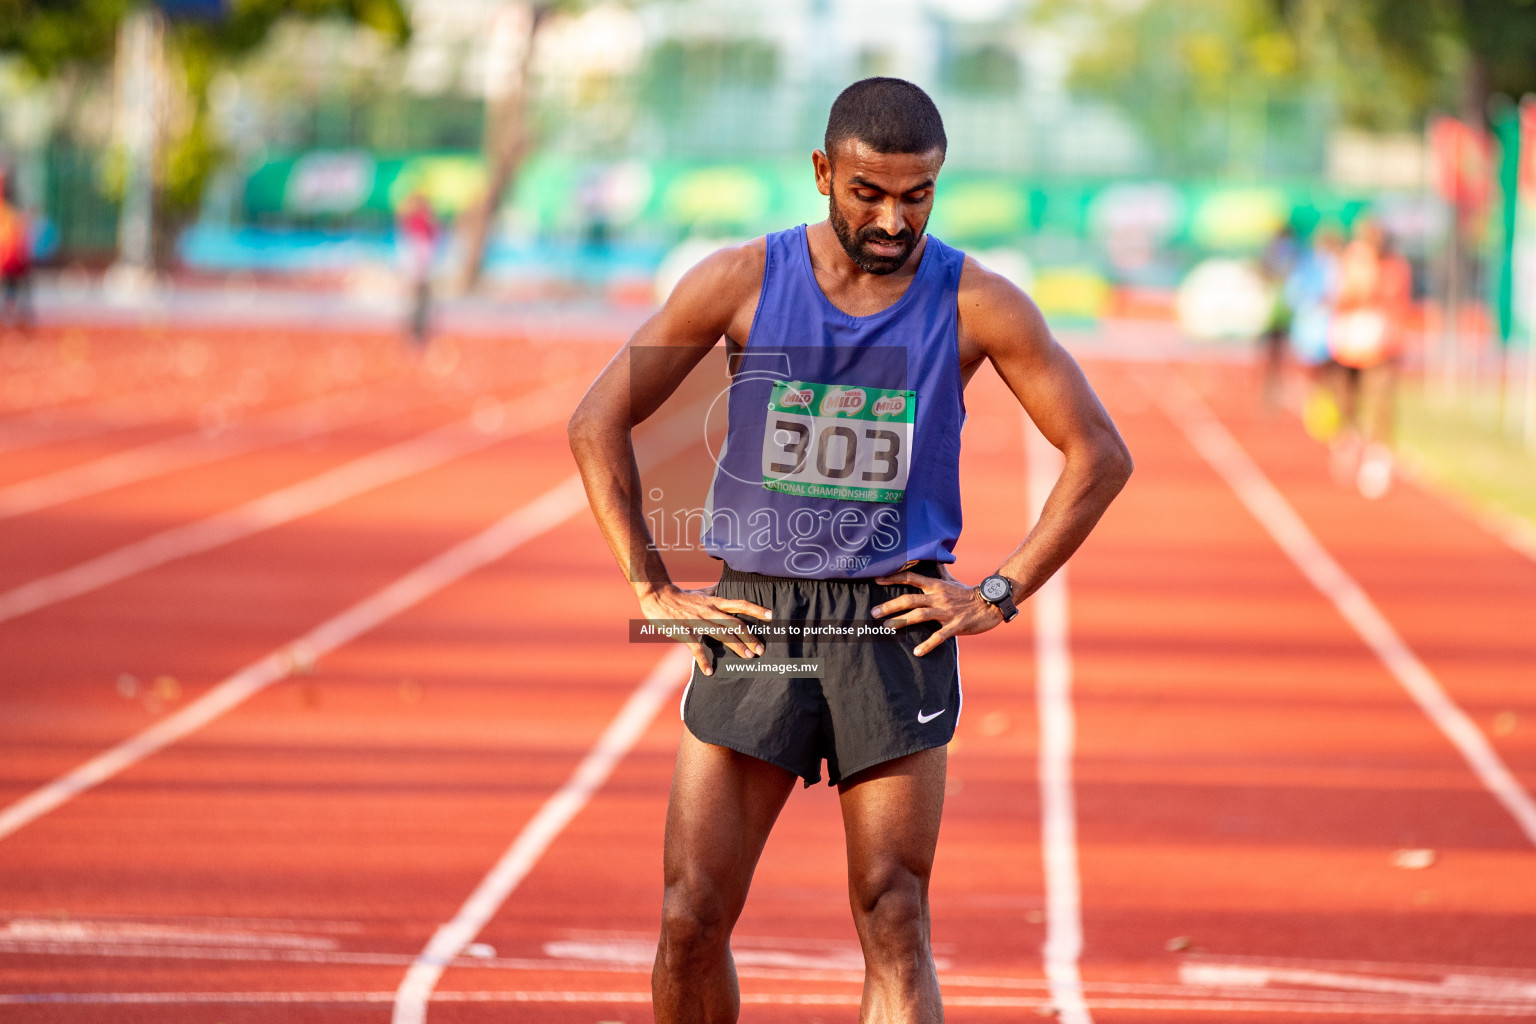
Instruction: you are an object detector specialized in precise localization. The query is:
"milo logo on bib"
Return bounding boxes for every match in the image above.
[819,387,866,417]
[763,380,917,503]
[780,386,814,409]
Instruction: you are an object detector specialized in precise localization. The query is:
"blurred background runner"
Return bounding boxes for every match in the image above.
[1330,221,1414,498]
[1258,224,1300,406]
[0,165,31,333]
[396,191,440,347]
[1286,227,1343,441]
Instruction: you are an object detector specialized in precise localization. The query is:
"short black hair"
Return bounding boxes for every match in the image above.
[823,77,947,162]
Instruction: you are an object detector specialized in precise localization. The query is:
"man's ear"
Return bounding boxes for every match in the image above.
[812,149,833,197]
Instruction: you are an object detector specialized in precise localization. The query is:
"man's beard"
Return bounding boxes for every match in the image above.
[828,194,924,275]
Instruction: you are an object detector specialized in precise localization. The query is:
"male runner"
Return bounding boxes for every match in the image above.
[568,78,1131,1023]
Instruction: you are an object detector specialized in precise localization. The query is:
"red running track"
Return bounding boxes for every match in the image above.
[0,324,1533,1022]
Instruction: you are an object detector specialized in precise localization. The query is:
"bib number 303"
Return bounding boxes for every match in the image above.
[760,381,916,503]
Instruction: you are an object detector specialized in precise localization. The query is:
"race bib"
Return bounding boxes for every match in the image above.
[1330,310,1389,368]
[761,381,916,503]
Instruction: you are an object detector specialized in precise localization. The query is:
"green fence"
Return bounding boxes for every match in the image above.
[43,143,120,260]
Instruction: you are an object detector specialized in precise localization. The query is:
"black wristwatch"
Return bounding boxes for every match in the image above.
[978,574,1019,623]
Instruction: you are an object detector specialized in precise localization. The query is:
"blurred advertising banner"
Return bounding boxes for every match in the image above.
[1514,98,1536,341]
[1514,96,1536,448]
[238,149,1389,252]
[245,153,488,218]
[1430,115,1493,225]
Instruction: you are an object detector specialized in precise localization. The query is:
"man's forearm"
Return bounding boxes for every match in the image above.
[996,440,1131,602]
[568,416,673,594]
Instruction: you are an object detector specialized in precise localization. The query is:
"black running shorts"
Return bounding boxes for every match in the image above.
[681,560,961,787]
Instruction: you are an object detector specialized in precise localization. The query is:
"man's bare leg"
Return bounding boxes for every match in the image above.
[653,730,797,1024]
[839,746,947,1024]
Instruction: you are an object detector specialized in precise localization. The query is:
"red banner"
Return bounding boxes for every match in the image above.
[1430,115,1492,219]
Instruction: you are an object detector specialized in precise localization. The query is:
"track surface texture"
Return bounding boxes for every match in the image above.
[1,322,1533,1023]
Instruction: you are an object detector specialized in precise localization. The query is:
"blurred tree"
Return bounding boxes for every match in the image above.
[0,0,407,75]
[1052,0,1536,153]
[0,1,124,75]
[1067,0,1536,370]
[944,43,1022,95]
[455,1,548,295]
[159,2,407,264]
[640,37,779,112]
[1047,0,1320,176]
[0,0,408,267]
[455,0,593,295]
[1269,0,1536,125]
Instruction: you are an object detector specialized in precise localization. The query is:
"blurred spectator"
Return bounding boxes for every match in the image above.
[1258,223,1299,406]
[1284,226,1342,440]
[1329,220,1411,498]
[0,168,33,333]
[397,193,440,347]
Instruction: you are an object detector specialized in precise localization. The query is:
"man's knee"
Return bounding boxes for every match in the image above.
[658,879,733,968]
[849,863,929,958]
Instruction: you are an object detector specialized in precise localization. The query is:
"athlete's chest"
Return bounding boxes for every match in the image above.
[806,249,925,318]
[811,277,918,318]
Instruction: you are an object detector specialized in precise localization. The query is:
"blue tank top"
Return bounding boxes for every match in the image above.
[701,224,966,579]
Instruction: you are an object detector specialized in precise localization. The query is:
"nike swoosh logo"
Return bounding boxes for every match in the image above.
[917,709,946,724]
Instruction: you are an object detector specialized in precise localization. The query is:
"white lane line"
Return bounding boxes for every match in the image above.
[1025,421,1093,1024]
[0,378,426,519]
[0,411,152,456]
[0,406,171,456]
[1184,952,1536,983]
[7,990,1536,1014]
[1152,374,1536,847]
[7,934,1535,1010]
[0,394,708,842]
[0,383,159,442]
[957,997,1535,1015]
[542,936,868,971]
[0,474,590,842]
[0,939,416,966]
[0,370,380,456]
[1181,963,1536,1001]
[0,381,573,624]
[1271,376,1536,564]
[0,918,336,949]
[390,647,693,1024]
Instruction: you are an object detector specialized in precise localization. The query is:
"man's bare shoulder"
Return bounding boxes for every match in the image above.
[654,237,768,346]
[671,237,767,306]
[956,252,1050,363]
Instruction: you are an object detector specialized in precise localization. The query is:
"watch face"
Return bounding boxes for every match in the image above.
[981,576,1010,602]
